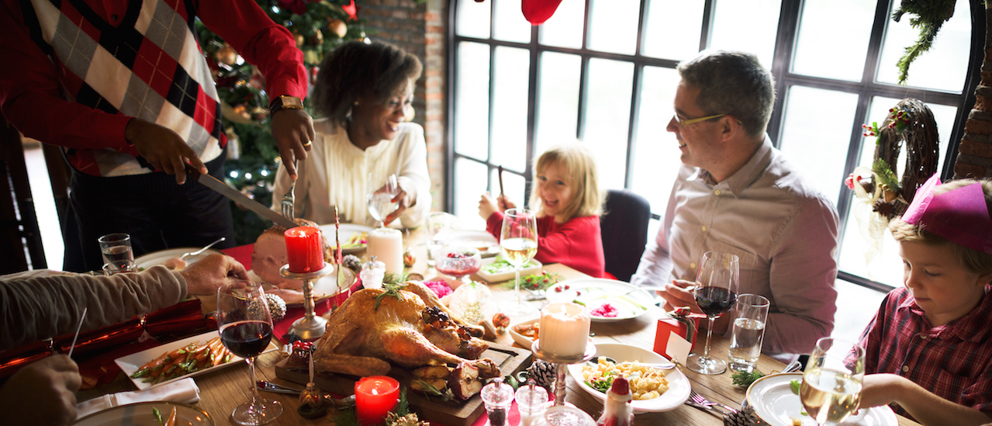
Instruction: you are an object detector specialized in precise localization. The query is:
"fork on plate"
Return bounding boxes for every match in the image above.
[687,388,737,416]
[281,159,299,220]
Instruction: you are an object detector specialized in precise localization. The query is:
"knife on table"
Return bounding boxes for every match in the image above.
[186,165,297,229]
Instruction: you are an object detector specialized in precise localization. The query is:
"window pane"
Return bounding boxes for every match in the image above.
[778,86,858,203]
[642,0,705,61]
[539,0,584,49]
[876,0,971,91]
[454,158,489,229]
[840,96,957,286]
[490,168,527,212]
[792,0,875,81]
[456,0,491,38]
[494,0,531,43]
[536,52,581,155]
[454,42,491,161]
[709,0,781,69]
[491,46,531,173]
[588,0,639,55]
[631,66,681,218]
[582,58,633,190]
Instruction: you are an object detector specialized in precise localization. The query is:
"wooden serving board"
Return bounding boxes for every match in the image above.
[275,342,532,426]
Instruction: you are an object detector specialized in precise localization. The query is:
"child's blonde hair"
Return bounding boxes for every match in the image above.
[889,178,992,275]
[528,143,604,220]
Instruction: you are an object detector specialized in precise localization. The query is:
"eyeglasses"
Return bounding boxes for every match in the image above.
[674,113,728,127]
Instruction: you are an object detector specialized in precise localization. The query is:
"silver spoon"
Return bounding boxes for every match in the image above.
[179,237,226,261]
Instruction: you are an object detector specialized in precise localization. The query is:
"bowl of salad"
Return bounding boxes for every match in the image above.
[476,256,542,283]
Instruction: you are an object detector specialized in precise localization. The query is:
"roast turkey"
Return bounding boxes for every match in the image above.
[312,281,500,379]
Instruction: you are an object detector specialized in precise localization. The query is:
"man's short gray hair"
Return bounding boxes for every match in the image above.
[677,50,776,140]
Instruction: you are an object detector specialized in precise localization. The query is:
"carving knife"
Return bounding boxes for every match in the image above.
[187,165,297,229]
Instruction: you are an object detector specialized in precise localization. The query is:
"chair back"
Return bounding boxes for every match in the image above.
[600,189,651,282]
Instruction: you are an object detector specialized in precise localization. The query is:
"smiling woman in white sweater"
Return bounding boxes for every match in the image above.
[271,41,431,228]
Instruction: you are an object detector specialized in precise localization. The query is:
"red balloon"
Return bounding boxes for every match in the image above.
[522,0,563,25]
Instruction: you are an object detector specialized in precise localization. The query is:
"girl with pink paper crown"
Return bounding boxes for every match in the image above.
[852,174,992,425]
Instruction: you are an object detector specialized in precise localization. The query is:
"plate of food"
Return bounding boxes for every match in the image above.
[508,317,540,347]
[319,223,373,254]
[72,401,214,425]
[115,331,278,391]
[134,248,223,271]
[566,343,689,413]
[545,279,653,321]
[477,257,542,283]
[446,230,500,257]
[745,372,897,426]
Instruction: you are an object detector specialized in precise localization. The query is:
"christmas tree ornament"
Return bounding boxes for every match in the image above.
[327,18,347,38]
[308,30,323,47]
[522,0,563,25]
[342,0,360,21]
[249,293,287,322]
[215,44,238,66]
[293,31,306,48]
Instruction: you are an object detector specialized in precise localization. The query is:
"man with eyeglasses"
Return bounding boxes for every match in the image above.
[631,50,840,362]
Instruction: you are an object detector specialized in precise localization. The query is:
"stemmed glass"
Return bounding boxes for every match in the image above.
[367,173,399,228]
[435,246,482,287]
[217,280,281,425]
[500,208,538,316]
[801,338,866,425]
[686,251,739,375]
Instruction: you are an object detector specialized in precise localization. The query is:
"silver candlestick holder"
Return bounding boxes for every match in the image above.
[531,341,596,406]
[280,263,334,340]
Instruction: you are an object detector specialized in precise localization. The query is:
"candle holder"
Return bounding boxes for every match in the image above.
[531,341,596,406]
[280,263,335,340]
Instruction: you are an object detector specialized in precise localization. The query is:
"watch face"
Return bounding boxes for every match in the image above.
[282,96,303,108]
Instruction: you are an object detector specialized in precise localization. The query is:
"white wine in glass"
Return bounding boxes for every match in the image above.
[800,338,865,425]
[500,208,538,316]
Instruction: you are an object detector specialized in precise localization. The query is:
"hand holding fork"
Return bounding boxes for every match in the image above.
[281,159,299,220]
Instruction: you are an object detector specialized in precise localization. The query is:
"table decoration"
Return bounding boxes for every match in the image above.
[280,262,334,341]
[480,378,514,426]
[516,380,549,426]
[532,302,595,406]
[355,375,401,426]
[367,228,404,275]
[285,226,324,273]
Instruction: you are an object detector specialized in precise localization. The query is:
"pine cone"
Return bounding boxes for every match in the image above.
[723,403,764,426]
[249,294,287,322]
[873,199,895,219]
[342,254,363,273]
[526,360,557,390]
[385,412,429,426]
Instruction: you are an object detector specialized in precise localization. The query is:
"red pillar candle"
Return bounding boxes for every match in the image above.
[355,375,400,426]
[284,227,324,273]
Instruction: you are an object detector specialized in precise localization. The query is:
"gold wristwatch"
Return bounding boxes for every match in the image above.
[269,95,303,116]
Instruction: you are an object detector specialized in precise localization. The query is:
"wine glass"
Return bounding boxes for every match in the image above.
[686,251,739,375]
[367,173,399,228]
[500,208,538,316]
[435,245,482,287]
[801,338,866,425]
[217,280,281,425]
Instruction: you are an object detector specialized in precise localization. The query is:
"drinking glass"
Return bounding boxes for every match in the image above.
[435,246,482,287]
[425,212,455,268]
[500,208,538,316]
[98,233,133,266]
[217,280,281,425]
[686,251,739,375]
[801,338,866,425]
[367,173,399,228]
[728,294,770,372]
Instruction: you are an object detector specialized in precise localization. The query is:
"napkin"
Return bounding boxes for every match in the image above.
[75,378,200,418]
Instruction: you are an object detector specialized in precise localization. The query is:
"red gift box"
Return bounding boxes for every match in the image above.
[653,311,700,360]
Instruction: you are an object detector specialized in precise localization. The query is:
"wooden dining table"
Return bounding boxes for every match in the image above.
[78,224,921,426]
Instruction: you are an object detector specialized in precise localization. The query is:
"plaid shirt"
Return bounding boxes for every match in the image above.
[856,286,992,417]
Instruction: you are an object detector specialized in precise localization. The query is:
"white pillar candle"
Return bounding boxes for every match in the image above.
[538,302,591,357]
[366,228,404,275]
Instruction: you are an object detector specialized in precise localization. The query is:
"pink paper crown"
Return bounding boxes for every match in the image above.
[901,174,992,254]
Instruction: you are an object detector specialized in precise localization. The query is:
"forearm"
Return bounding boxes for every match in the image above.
[0,267,187,350]
[891,378,992,426]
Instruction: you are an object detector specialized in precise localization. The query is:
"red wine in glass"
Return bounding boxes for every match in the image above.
[220,320,273,359]
[695,287,737,317]
[686,251,740,375]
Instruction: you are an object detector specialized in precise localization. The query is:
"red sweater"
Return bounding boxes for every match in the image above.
[486,213,606,278]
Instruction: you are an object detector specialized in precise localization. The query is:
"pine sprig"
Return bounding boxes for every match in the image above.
[873,158,901,192]
[891,0,956,84]
[374,282,405,310]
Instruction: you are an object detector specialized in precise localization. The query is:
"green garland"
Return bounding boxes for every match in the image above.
[891,0,956,85]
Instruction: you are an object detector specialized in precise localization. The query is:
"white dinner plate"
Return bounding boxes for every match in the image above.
[567,343,690,413]
[545,279,653,321]
[746,373,897,426]
[115,331,277,391]
[318,223,374,255]
[476,257,542,283]
[134,248,223,271]
[72,401,214,425]
[446,230,500,258]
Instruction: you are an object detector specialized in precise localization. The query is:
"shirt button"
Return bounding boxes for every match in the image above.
[714,190,721,196]
[902,365,909,373]
[701,225,708,232]
[690,262,696,270]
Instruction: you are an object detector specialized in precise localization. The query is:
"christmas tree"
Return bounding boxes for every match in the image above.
[196,0,365,243]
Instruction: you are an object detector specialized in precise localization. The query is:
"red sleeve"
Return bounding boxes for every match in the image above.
[0,0,131,150]
[196,0,308,100]
[485,211,505,241]
[533,216,606,278]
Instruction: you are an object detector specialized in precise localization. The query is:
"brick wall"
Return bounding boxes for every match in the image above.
[360,0,448,211]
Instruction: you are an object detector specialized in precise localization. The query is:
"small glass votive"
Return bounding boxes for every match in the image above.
[515,381,549,426]
[103,260,137,275]
[533,405,596,426]
[480,378,514,426]
[98,233,133,266]
[728,294,770,372]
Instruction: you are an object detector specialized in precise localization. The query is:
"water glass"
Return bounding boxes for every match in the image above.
[425,212,455,267]
[103,259,137,275]
[98,233,133,266]
[728,294,770,372]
